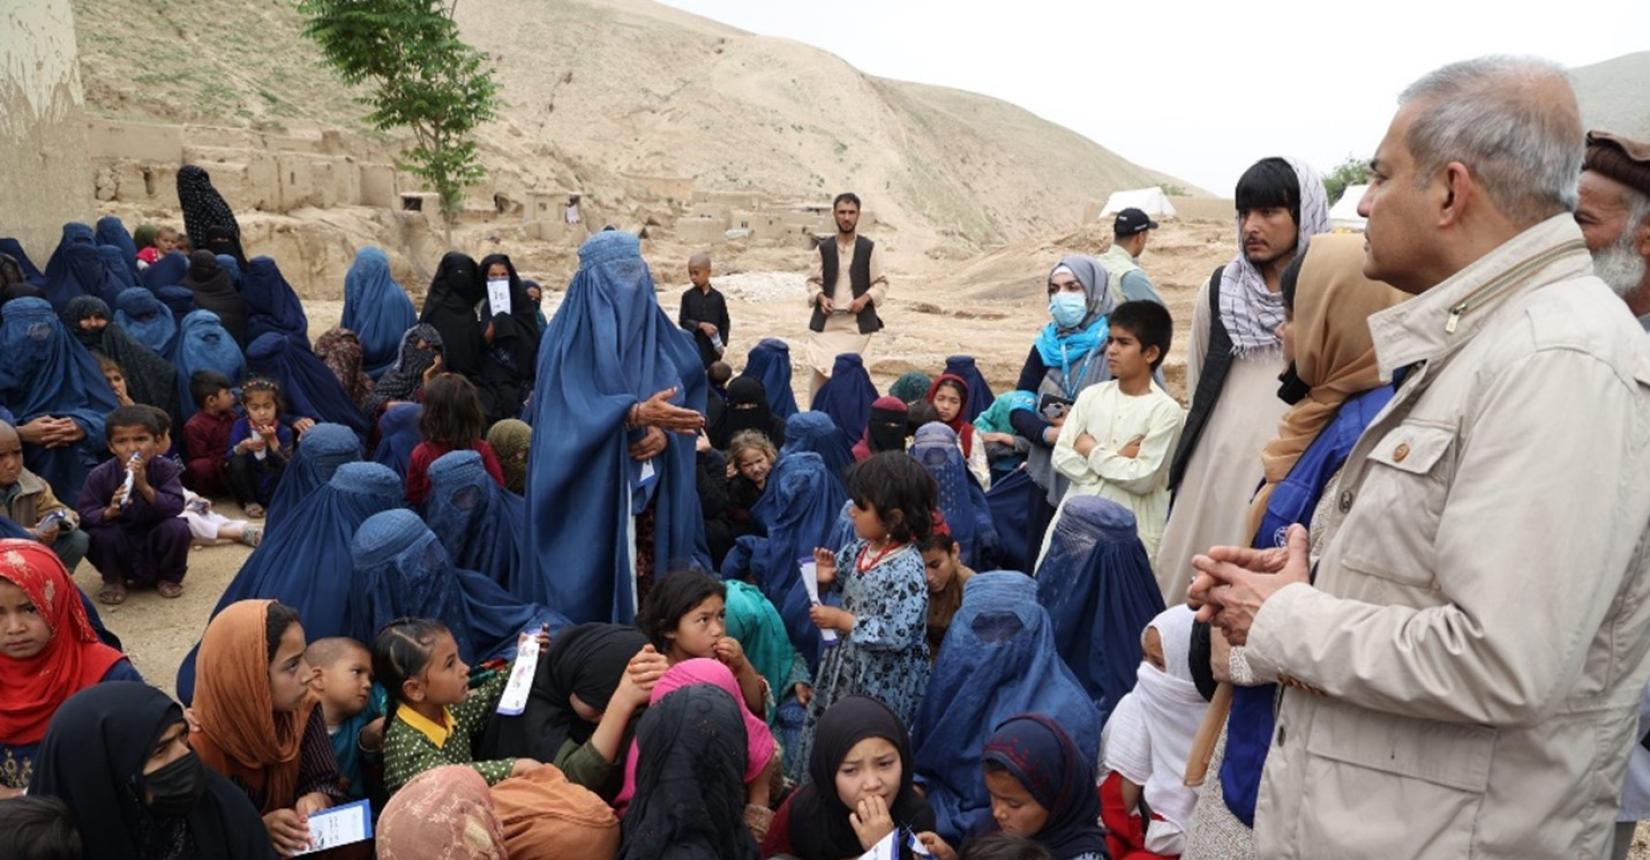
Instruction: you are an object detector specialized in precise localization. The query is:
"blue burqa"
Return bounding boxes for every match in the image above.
[984,468,1035,573]
[263,422,363,532]
[370,403,422,478]
[778,412,854,491]
[943,355,995,422]
[1033,495,1163,727]
[41,223,94,291]
[96,246,138,302]
[739,338,799,419]
[911,423,996,568]
[245,332,369,436]
[520,231,709,624]
[141,251,190,292]
[424,449,525,590]
[351,508,565,665]
[341,246,417,378]
[174,461,405,704]
[0,297,117,500]
[809,353,877,442]
[215,254,242,290]
[93,216,142,284]
[41,240,104,313]
[242,257,310,347]
[0,237,43,284]
[114,287,179,357]
[912,571,1101,844]
[718,451,846,670]
[170,310,244,417]
[155,286,196,320]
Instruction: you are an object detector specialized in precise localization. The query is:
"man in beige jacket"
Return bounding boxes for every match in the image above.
[1189,57,1650,858]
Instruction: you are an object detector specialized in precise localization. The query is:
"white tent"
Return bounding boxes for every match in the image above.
[1330,184,1369,232]
[1099,187,1178,219]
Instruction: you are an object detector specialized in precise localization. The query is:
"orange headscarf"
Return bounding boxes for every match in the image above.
[0,540,125,745]
[191,599,318,812]
[1244,234,1408,538]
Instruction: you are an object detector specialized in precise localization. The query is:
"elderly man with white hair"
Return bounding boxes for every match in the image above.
[1188,57,1650,858]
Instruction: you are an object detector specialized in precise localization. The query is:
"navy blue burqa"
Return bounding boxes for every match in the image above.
[912,571,1101,844]
[809,353,877,442]
[778,412,854,491]
[263,422,363,531]
[0,297,118,500]
[371,403,421,478]
[141,251,190,292]
[93,216,141,284]
[1033,495,1163,727]
[170,310,244,417]
[114,287,179,356]
[41,223,94,293]
[424,448,525,590]
[245,332,369,436]
[96,246,137,303]
[174,461,404,704]
[942,355,995,422]
[911,423,996,568]
[341,246,417,378]
[242,257,310,347]
[521,231,709,624]
[718,451,846,670]
[41,230,104,313]
[984,468,1036,573]
[352,508,566,665]
[739,338,799,419]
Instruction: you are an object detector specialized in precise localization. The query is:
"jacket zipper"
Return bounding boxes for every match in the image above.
[1444,239,1586,334]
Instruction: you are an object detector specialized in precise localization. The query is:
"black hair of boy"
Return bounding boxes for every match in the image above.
[958,832,1054,860]
[918,533,958,554]
[419,374,486,449]
[372,617,450,720]
[708,362,733,386]
[637,569,726,652]
[906,400,940,435]
[138,404,170,438]
[0,796,82,860]
[189,370,233,409]
[845,451,937,545]
[265,601,300,661]
[1108,300,1174,372]
[104,404,165,437]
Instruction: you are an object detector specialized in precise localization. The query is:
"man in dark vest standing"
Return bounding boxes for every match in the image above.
[806,192,888,398]
[1153,157,1328,604]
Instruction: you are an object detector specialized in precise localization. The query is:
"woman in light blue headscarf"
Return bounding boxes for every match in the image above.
[0,297,118,501]
[114,286,179,356]
[520,231,707,624]
[341,246,417,379]
[424,448,524,590]
[171,309,245,417]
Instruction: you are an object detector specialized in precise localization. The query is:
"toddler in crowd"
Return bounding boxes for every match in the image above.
[307,636,386,802]
[134,224,179,267]
[0,420,89,571]
[182,370,236,496]
[226,377,292,518]
[404,374,506,506]
[726,430,776,541]
[74,405,189,604]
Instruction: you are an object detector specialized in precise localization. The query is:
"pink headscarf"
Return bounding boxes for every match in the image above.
[614,657,776,815]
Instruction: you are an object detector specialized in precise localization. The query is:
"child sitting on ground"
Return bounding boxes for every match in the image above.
[182,371,237,496]
[920,533,975,661]
[404,374,506,506]
[226,378,292,519]
[636,570,768,716]
[1050,300,1184,562]
[377,617,546,794]
[307,636,386,803]
[0,420,89,572]
[726,430,776,542]
[73,405,189,603]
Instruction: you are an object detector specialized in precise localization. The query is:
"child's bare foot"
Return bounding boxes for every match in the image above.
[245,504,265,519]
[157,581,184,599]
[97,581,127,605]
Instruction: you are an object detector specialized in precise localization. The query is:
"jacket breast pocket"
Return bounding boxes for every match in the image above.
[1339,423,1456,589]
[1298,704,1493,859]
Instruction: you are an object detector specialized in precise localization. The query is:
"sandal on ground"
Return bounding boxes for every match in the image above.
[97,581,127,605]
[157,581,184,599]
[240,526,263,548]
[245,504,265,519]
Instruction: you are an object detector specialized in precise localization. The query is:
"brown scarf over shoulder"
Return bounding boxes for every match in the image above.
[191,599,320,813]
[1244,234,1408,538]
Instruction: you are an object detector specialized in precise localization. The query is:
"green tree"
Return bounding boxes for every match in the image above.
[295,0,500,218]
[1323,154,1372,206]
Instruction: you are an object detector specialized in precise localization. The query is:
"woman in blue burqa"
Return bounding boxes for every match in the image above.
[521,231,707,623]
[262,422,363,530]
[114,286,179,356]
[424,448,525,590]
[341,246,417,378]
[738,338,799,419]
[911,571,1100,845]
[0,297,119,500]
[170,310,245,417]
[174,461,404,703]
[242,257,311,347]
[911,422,997,568]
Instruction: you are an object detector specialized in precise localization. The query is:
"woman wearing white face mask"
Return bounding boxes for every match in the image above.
[1002,256,1115,556]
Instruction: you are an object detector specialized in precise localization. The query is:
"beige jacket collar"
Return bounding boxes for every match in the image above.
[1367,214,1593,381]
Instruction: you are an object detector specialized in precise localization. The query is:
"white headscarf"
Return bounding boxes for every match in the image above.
[1102,605,1207,830]
[1219,157,1331,355]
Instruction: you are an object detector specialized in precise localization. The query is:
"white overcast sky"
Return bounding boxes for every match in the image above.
[660,0,1649,193]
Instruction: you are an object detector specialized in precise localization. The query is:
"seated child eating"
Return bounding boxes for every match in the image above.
[226,378,293,519]
[73,405,189,603]
[306,636,386,803]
